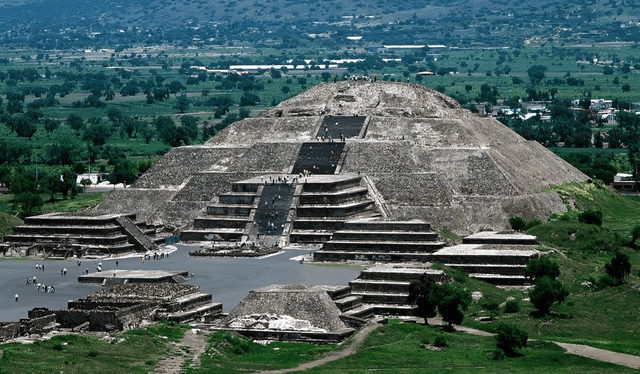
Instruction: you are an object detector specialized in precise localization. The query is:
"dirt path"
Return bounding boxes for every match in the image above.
[257,323,382,374]
[152,328,209,374]
[554,342,640,369]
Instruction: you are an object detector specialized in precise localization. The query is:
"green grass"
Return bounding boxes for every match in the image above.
[542,181,640,232]
[0,210,22,236]
[0,322,185,374]
[188,330,337,373]
[297,323,632,374]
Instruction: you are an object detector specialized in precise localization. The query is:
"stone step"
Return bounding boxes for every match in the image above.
[331,231,440,242]
[323,285,352,300]
[297,200,375,218]
[180,229,245,242]
[166,302,223,323]
[469,274,531,286]
[358,268,446,282]
[292,219,345,231]
[445,263,527,276]
[206,205,252,216]
[12,225,123,236]
[349,279,410,294]
[333,295,363,313]
[289,231,333,243]
[313,250,435,262]
[344,221,432,232]
[323,241,445,253]
[166,292,213,312]
[4,234,130,245]
[219,193,256,205]
[431,246,538,265]
[462,231,539,245]
[193,217,249,229]
[116,216,159,252]
[299,187,369,205]
[350,292,409,305]
[341,304,376,319]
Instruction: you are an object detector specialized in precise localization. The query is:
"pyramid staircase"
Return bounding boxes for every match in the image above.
[434,231,540,286]
[2,213,166,258]
[324,266,449,319]
[312,220,445,261]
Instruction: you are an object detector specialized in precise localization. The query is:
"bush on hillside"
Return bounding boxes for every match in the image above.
[578,209,603,226]
[524,256,560,282]
[503,300,520,313]
[495,322,528,357]
[509,216,526,231]
[529,276,569,315]
[605,252,631,285]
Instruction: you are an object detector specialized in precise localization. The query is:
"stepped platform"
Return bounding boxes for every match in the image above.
[314,250,437,262]
[296,200,375,217]
[349,279,410,294]
[431,244,539,265]
[321,240,445,252]
[462,231,539,245]
[206,205,252,216]
[299,187,369,205]
[358,266,448,282]
[3,213,164,258]
[331,231,439,241]
[78,270,190,285]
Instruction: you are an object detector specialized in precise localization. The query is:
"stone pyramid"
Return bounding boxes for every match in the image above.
[94,81,587,234]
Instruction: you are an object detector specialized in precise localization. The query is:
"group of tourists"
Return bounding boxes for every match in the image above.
[24,275,55,296]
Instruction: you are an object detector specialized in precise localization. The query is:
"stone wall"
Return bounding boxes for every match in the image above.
[93,189,177,223]
[133,146,246,188]
[206,117,319,146]
[226,143,299,173]
[0,322,20,342]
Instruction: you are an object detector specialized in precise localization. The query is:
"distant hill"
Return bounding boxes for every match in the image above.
[0,0,638,48]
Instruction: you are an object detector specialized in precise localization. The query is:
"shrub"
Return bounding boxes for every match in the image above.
[452,267,468,283]
[493,348,506,360]
[509,216,526,231]
[495,322,528,356]
[578,209,603,226]
[503,300,520,313]
[529,276,569,315]
[605,252,631,285]
[524,256,560,282]
[433,335,447,347]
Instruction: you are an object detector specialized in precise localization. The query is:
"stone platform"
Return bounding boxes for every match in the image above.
[78,270,190,285]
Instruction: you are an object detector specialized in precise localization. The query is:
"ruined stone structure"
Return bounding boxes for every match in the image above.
[92,81,587,244]
[27,283,222,333]
[1,213,167,258]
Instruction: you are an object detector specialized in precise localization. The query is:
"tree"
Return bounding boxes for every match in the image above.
[175,93,190,113]
[435,283,472,326]
[15,191,43,217]
[524,257,560,283]
[139,124,155,144]
[179,115,199,143]
[66,114,85,132]
[632,225,640,249]
[529,276,569,315]
[481,300,501,320]
[527,65,547,84]
[495,322,528,357]
[605,252,631,285]
[83,122,112,146]
[408,273,438,323]
[240,92,260,106]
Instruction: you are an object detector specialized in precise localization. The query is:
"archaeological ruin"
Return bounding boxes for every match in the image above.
[1,81,589,343]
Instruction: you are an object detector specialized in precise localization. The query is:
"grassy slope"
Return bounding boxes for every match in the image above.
[0,210,22,236]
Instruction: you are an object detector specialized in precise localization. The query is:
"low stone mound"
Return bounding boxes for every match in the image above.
[88,283,199,302]
[223,285,347,333]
